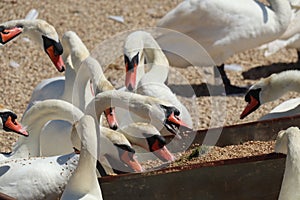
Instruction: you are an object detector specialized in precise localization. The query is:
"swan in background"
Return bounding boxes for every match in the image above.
[275,126,300,200]
[156,0,295,94]
[0,105,28,137]
[118,122,175,162]
[120,31,192,136]
[26,31,118,130]
[240,70,300,119]
[61,115,103,200]
[0,19,65,72]
[259,7,300,58]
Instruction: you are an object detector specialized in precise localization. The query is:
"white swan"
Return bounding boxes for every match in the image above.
[118,122,175,162]
[275,126,300,200]
[0,151,79,199]
[156,0,294,94]
[0,105,28,137]
[120,31,192,136]
[2,99,143,173]
[0,90,187,199]
[240,70,300,119]
[26,31,118,130]
[260,7,300,57]
[0,19,65,72]
[61,115,103,200]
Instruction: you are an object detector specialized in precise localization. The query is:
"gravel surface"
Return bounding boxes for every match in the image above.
[0,1,298,163]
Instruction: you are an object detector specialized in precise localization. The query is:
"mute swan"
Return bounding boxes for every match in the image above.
[275,126,300,200]
[260,7,300,58]
[121,31,192,136]
[88,90,190,137]
[0,151,79,199]
[61,115,103,200]
[118,122,175,162]
[0,19,65,72]
[156,0,294,94]
[0,89,187,199]
[240,70,300,119]
[0,105,28,137]
[2,99,142,173]
[26,31,118,130]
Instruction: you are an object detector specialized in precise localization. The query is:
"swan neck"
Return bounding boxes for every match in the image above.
[13,100,83,157]
[86,91,150,121]
[264,71,300,103]
[72,57,103,110]
[278,133,300,199]
[141,34,169,83]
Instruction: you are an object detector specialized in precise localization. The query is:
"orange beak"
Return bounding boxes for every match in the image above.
[104,107,119,130]
[4,116,28,137]
[125,62,137,91]
[0,27,23,44]
[152,140,175,162]
[45,45,65,72]
[168,112,191,130]
[240,96,260,119]
[120,151,144,172]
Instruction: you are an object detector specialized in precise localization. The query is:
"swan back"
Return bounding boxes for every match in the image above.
[275,126,300,200]
[157,0,292,65]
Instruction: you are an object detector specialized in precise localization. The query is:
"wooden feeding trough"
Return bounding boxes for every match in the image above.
[98,114,300,200]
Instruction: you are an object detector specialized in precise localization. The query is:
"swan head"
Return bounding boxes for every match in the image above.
[124,51,140,91]
[240,73,282,119]
[124,31,151,91]
[103,107,119,130]
[0,106,28,137]
[0,19,65,72]
[0,25,23,45]
[101,128,143,173]
[275,126,300,154]
[143,133,175,161]
[120,123,175,162]
[149,102,192,136]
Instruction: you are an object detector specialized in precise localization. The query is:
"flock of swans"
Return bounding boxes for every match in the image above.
[1,0,300,199]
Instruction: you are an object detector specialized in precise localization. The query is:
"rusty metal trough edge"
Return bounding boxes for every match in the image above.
[98,114,300,200]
